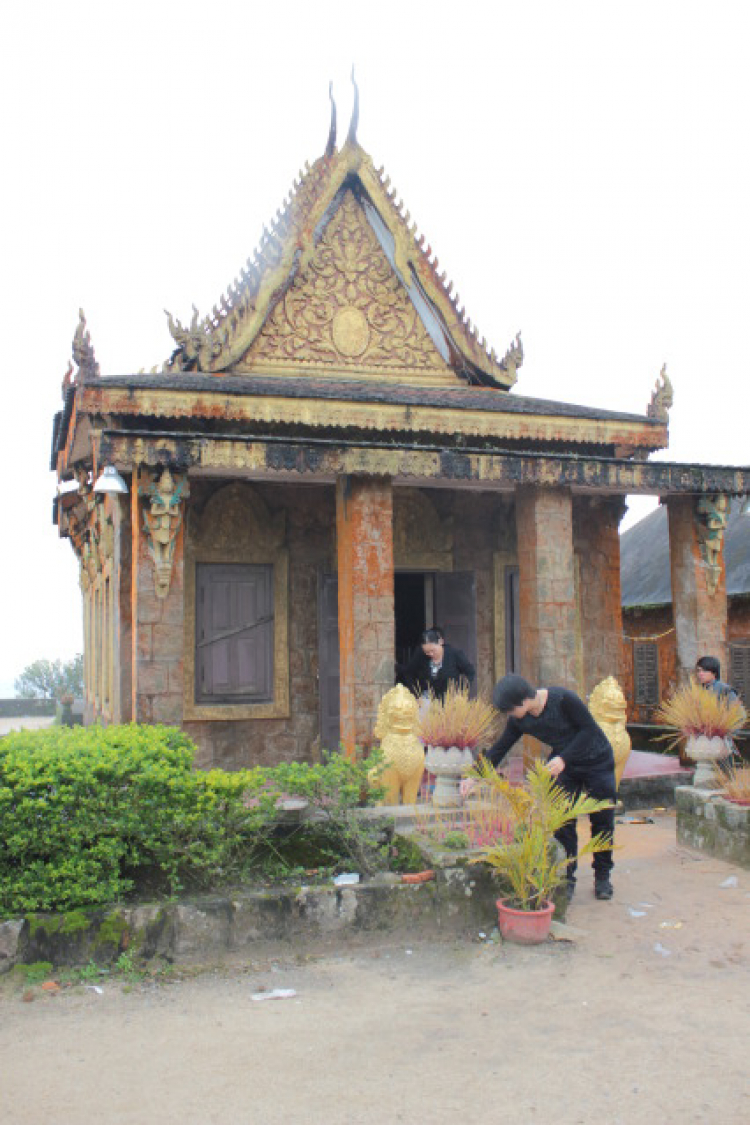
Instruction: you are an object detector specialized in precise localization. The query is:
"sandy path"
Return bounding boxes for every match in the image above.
[1,810,748,1125]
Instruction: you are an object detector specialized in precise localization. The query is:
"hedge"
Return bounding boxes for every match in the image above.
[0,725,383,916]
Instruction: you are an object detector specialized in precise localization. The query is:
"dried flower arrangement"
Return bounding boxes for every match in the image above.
[416,682,497,752]
[413,781,514,849]
[655,681,747,753]
[714,761,750,804]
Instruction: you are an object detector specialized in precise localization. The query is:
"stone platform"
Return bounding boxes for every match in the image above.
[677,786,750,868]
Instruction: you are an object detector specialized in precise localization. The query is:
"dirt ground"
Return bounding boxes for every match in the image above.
[1,809,748,1125]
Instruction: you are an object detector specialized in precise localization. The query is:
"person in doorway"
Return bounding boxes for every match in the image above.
[695,655,739,702]
[398,626,475,702]
[485,673,616,902]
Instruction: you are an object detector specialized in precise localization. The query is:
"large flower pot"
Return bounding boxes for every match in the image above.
[424,745,474,806]
[685,734,731,788]
[496,898,555,945]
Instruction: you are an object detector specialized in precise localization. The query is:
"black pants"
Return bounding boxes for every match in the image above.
[554,766,616,883]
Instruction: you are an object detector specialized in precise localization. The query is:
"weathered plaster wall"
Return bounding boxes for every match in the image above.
[573,497,627,698]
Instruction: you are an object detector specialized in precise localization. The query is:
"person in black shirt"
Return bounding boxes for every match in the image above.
[486,673,616,902]
[399,627,475,702]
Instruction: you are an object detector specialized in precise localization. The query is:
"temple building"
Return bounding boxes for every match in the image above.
[50,93,750,768]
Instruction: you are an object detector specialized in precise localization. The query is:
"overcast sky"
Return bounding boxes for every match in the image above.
[1,0,747,696]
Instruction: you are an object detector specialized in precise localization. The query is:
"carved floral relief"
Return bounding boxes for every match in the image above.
[239,190,448,376]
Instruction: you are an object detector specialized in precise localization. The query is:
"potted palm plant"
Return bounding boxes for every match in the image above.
[416,684,497,807]
[468,758,614,944]
[655,681,747,788]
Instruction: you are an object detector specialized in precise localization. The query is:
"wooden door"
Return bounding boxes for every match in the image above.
[434,571,477,691]
[318,573,340,752]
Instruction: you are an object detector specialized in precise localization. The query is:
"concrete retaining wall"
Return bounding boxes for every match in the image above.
[1,859,566,974]
[676,786,750,868]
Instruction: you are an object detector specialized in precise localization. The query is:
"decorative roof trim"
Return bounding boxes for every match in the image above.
[72,309,100,380]
[647,363,673,422]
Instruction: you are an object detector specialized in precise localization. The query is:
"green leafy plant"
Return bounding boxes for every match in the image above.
[468,758,614,911]
[0,726,388,916]
[0,725,258,915]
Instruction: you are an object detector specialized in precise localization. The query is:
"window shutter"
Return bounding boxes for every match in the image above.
[196,564,274,704]
[634,641,659,706]
[730,644,750,704]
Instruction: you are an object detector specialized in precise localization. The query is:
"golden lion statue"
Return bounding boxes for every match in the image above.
[589,676,632,789]
[372,684,425,805]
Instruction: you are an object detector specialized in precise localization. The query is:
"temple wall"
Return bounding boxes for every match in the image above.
[184,481,335,770]
[621,604,678,724]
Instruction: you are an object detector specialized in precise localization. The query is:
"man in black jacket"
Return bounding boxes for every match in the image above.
[399,627,475,701]
[486,673,616,902]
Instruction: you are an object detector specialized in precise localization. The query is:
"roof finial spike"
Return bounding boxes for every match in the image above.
[325,81,337,157]
[346,66,359,146]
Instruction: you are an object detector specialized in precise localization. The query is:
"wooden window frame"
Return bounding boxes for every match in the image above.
[195,563,275,706]
[183,483,290,722]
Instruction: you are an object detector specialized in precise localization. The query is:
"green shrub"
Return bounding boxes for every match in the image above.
[0,725,255,915]
[0,726,385,916]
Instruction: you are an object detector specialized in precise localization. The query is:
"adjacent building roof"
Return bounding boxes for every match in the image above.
[621,498,750,607]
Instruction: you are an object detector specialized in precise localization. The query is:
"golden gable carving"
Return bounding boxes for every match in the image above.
[238,191,450,380]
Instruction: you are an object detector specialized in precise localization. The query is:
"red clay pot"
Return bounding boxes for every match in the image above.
[496,898,555,944]
[401,870,435,885]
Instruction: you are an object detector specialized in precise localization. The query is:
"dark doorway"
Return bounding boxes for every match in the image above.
[318,569,478,751]
[395,572,432,666]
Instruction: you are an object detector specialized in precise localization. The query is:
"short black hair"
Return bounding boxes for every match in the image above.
[696,655,721,679]
[493,674,536,712]
[421,627,444,645]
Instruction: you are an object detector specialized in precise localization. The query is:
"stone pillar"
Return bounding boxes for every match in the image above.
[573,496,628,695]
[666,495,728,683]
[515,486,577,690]
[132,469,188,726]
[112,490,132,723]
[336,476,395,757]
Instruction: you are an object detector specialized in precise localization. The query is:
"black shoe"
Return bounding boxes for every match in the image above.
[566,880,576,903]
[594,878,613,901]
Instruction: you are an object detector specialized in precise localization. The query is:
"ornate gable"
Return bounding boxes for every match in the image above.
[163,88,520,389]
[237,189,453,384]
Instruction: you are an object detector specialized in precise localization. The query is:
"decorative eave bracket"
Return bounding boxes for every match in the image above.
[140,468,190,599]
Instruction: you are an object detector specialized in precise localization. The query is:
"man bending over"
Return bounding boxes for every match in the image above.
[486,674,616,902]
